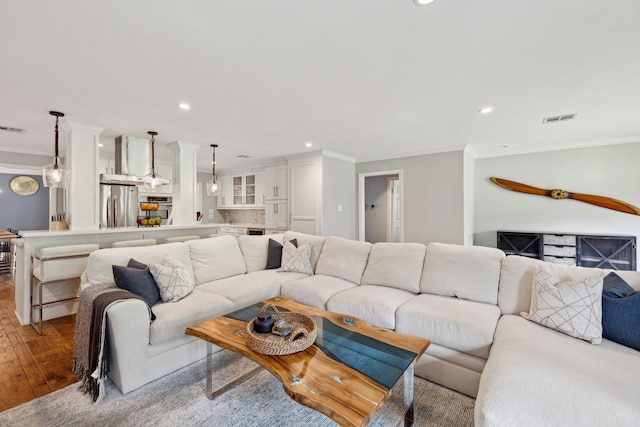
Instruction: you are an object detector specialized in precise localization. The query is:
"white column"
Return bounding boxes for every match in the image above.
[62,120,104,231]
[169,141,200,225]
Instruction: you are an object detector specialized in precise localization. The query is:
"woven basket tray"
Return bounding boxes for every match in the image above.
[246,304,317,355]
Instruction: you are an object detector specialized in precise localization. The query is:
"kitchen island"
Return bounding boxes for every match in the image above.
[13,223,229,326]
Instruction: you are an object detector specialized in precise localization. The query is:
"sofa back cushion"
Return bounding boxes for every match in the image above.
[187,235,247,285]
[498,255,640,315]
[315,236,372,284]
[361,242,426,293]
[283,231,327,270]
[420,242,504,304]
[84,242,194,286]
[237,234,284,273]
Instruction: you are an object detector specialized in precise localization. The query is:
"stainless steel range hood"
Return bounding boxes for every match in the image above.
[100,135,171,185]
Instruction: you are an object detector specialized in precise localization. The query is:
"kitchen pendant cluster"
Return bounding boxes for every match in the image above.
[142,131,163,191]
[43,111,70,188]
[206,144,218,196]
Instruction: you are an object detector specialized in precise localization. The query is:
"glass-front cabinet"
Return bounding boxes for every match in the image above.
[227,172,259,208]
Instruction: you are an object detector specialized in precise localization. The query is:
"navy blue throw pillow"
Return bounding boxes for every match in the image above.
[112,264,160,321]
[265,238,297,269]
[602,272,640,351]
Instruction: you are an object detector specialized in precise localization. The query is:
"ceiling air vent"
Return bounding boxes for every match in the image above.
[237,155,250,158]
[542,113,578,124]
[0,125,26,133]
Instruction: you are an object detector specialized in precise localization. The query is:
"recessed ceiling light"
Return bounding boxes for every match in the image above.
[178,103,191,110]
[305,142,313,148]
[98,143,104,148]
[413,0,435,5]
[479,106,494,114]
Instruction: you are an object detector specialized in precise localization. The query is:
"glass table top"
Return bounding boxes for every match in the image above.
[225,302,416,389]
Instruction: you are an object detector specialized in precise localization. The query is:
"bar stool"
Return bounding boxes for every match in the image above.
[31,243,100,335]
[164,235,200,243]
[112,239,157,248]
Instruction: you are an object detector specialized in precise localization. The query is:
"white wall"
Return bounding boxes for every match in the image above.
[357,150,466,245]
[322,156,356,239]
[474,142,640,248]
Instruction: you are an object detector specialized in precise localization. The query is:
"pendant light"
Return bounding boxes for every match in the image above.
[42,111,69,188]
[206,144,219,196]
[143,131,163,190]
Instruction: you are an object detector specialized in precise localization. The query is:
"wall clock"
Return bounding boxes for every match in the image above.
[9,175,40,196]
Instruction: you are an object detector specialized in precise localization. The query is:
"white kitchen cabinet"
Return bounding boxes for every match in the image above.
[217,175,233,208]
[244,173,257,207]
[265,165,288,200]
[265,200,288,229]
[229,172,258,208]
[257,170,266,208]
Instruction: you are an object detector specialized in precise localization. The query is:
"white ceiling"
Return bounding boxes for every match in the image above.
[1,0,639,173]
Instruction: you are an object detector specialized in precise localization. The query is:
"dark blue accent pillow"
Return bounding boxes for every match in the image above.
[112,262,160,321]
[602,272,640,351]
[265,238,297,269]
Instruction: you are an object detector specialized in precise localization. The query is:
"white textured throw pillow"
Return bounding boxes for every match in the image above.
[521,268,603,344]
[149,254,195,303]
[278,242,313,276]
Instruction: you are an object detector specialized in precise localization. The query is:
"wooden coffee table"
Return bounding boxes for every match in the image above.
[186,296,430,427]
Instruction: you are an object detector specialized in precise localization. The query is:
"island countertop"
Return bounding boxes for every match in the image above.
[19,223,230,238]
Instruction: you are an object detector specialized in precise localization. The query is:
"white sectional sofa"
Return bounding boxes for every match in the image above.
[80,231,640,426]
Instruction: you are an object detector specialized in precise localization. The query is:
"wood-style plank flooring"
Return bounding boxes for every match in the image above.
[0,271,78,412]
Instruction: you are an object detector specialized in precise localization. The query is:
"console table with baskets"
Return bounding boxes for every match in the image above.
[497,231,637,271]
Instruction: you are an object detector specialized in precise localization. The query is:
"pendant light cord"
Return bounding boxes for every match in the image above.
[54,115,59,169]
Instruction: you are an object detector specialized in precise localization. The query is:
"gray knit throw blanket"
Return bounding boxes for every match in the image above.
[72,283,149,403]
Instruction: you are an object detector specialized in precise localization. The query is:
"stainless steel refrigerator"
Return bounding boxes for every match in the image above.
[100,183,138,228]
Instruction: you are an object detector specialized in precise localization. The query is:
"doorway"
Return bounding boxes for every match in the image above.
[358,169,403,243]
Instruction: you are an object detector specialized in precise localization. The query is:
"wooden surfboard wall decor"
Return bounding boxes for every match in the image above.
[490,177,640,216]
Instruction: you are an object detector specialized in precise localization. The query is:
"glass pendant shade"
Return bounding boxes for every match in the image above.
[43,156,69,188]
[43,111,69,188]
[143,131,163,191]
[207,144,219,196]
[206,178,218,196]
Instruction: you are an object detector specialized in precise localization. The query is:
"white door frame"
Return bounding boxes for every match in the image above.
[358,169,403,242]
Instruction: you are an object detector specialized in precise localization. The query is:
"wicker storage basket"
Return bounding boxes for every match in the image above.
[246,304,317,355]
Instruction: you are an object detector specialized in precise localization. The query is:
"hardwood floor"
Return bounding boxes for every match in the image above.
[0,271,78,412]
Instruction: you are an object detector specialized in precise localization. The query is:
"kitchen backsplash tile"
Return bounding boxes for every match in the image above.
[220,209,265,225]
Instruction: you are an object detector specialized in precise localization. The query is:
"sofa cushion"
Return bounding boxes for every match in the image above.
[149,254,196,303]
[521,267,603,344]
[602,272,640,351]
[396,293,501,359]
[237,234,285,273]
[315,236,372,284]
[187,235,247,285]
[280,274,358,309]
[498,255,611,315]
[283,231,326,270]
[85,242,195,287]
[361,242,426,293]
[475,315,640,427]
[198,269,306,308]
[327,285,415,330]
[149,289,235,344]
[420,242,504,305]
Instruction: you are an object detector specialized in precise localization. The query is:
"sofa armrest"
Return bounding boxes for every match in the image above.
[105,299,152,393]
